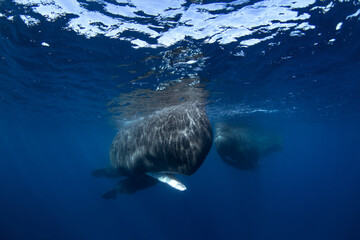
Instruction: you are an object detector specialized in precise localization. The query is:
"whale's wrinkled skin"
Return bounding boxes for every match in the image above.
[93,101,213,198]
[111,102,213,176]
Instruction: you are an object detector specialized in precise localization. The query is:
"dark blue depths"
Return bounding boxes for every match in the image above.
[0,119,360,240]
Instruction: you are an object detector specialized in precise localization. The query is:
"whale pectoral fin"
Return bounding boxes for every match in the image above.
[146,172,187,191]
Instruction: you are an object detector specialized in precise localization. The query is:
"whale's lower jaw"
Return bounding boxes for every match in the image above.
[146,172,187,191]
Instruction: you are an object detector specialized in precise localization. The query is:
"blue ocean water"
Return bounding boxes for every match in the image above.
[1,0,360,239]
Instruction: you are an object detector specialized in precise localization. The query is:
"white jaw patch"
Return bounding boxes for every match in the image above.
[146,172,187,191]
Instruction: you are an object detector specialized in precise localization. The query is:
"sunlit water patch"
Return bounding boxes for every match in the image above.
[10,0,318,48]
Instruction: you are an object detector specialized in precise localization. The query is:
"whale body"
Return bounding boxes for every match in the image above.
[93,101,213,198]
[214,121,282,170]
